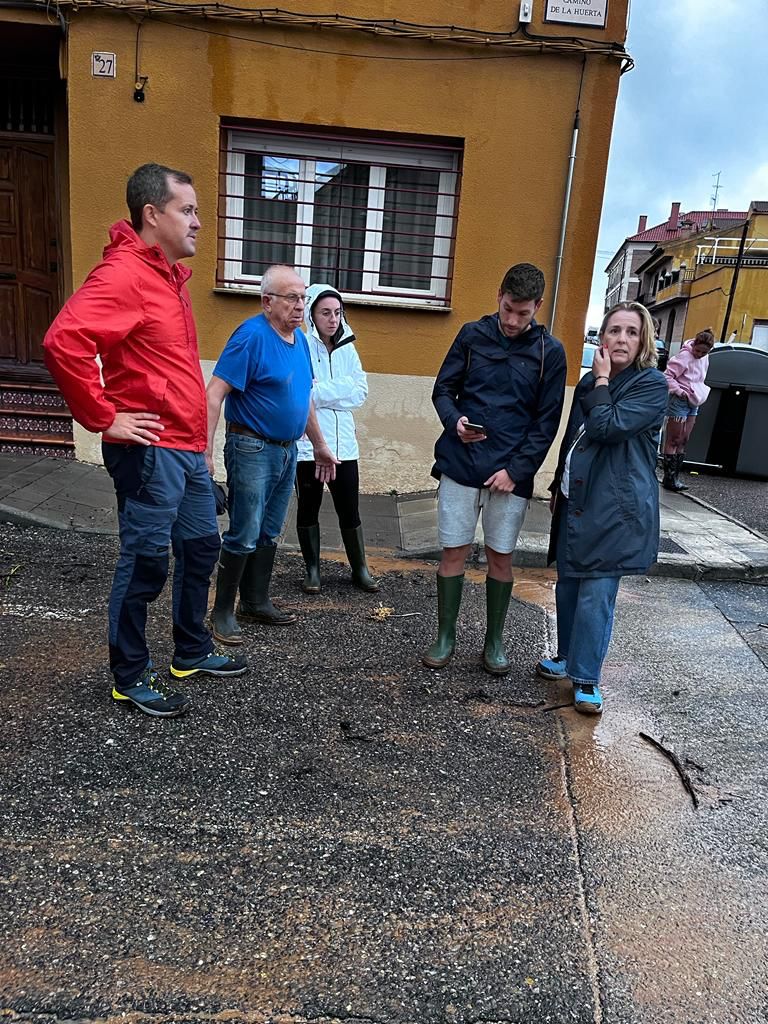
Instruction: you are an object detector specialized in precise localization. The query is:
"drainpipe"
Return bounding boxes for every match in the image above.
[719,217,749,344]
[550,60,585,335]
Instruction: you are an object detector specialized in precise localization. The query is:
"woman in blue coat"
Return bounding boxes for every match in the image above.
[536,301,668,714]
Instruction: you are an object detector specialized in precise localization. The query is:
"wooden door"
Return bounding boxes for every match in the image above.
[0,139,59,381]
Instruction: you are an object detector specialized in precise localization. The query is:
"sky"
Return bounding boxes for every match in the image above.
[586,0,768,328]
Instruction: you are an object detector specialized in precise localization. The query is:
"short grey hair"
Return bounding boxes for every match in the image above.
[260,264,297,299]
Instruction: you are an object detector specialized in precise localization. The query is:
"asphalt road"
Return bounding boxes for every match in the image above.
[2,522,767,1024]
[683,467,768,537]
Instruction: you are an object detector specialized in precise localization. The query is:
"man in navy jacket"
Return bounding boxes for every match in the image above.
[423,263,567,675]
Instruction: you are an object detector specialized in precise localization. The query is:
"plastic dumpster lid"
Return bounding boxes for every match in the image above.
[705,345,768,388]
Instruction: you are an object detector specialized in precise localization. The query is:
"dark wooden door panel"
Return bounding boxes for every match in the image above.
[0,233,15,269]
[0,285,18,358]
[0,137,58,377]
[19,145,52,278]
[0,191,15,229]
[23,284,52,362]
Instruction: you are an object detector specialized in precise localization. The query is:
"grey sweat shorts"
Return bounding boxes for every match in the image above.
[437,475,529,554]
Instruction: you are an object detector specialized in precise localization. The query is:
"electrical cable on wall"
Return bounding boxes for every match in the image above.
[133,17,148,101]
[33,0,634,69]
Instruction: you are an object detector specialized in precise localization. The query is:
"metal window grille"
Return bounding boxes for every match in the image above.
[0,76,55,135]
[218,124,463,307]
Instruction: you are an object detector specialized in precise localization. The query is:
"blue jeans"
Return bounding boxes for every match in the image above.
[555,576,620,685]
[102,444,219,687]
[667,394,698,418]
[555,501,620,685]
[222,433,297,555]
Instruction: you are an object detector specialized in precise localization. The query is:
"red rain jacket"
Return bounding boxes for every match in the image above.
[43,221,207,451]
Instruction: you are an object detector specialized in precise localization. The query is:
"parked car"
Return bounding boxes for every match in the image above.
[656,339,669,372]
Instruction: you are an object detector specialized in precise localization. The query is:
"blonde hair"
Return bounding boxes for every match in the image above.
[599,301,657,369]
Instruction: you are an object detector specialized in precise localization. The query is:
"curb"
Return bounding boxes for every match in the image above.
[5,501,768,583]
[0,503,117,536]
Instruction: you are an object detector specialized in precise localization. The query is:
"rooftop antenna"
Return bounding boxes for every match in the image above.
[709,171,722,228]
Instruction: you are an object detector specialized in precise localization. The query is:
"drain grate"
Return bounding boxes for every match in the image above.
[658,536,688,555]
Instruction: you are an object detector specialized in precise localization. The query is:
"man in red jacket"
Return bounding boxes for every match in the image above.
[44,163,247,718]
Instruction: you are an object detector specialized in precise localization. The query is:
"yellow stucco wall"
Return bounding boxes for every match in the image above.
[62,4,626,379]
[19,1,627,490]
[686,214,768,342]
[688,267,768,343]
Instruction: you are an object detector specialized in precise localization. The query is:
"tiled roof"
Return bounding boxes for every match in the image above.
[628,209,747,243]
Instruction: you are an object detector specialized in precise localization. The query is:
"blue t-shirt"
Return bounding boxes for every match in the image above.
[214,313,313,441]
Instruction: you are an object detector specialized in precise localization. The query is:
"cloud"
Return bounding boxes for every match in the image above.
[585,0,768,324]
[730,163,768,208]
[656,0,743,31]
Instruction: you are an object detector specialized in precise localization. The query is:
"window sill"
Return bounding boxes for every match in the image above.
[212,287,452,313]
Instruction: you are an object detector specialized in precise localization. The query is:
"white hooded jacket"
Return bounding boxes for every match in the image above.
[296,283,369,462]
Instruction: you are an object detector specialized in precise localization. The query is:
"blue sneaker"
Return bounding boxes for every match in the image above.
[112,667,189,718]
[573,682,603,714]
[536,657,568,680]
[170,648,248,679]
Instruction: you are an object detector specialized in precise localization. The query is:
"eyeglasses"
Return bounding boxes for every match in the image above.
[266,292,306,306]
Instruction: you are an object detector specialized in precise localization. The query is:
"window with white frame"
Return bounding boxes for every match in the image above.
[219,126,462,306]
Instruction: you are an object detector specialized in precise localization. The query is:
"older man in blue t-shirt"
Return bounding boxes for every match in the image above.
[206,265,338,644]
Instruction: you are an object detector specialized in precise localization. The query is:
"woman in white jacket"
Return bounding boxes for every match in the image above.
[296,283,378,593]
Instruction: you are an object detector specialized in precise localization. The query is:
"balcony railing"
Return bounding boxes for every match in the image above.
[696,236,768,268]
[698,255,768,267]
[651,269,694,305]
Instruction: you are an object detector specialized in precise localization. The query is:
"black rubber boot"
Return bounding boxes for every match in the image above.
[297,524,322,593]
[237,545,297,625]
[210,549,249,645]
[673,452,689,491]
[661,454,680,491]
[482,577,513,675]
[341,525,379,592]
[422,574,465,669]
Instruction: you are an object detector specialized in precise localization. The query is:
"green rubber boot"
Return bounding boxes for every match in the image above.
[422,573,465,669]
[237,545,297,625]
[297,524,322,593]
[482,576,513,675]
[340,525,379,592]
[210,549,249,645]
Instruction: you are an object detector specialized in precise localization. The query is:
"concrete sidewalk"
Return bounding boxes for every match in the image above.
[2,452,768,579]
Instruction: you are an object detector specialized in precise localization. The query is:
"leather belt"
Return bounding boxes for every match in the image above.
[227,422,294,448]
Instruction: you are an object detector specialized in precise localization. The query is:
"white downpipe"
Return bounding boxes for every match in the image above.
[550,111,580,335]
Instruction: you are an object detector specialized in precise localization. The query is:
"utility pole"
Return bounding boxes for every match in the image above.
[720,217,749,344]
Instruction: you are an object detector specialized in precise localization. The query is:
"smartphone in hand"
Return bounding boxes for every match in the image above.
[465,422,487,435]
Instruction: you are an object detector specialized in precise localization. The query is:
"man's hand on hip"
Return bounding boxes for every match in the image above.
[313,444,341,483]
[105,412,164,445]
[484,469,515,493]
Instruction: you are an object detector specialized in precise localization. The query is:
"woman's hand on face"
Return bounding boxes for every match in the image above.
[592,345,611,379]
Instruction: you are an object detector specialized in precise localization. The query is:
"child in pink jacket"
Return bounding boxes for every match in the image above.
[661,327,714,491]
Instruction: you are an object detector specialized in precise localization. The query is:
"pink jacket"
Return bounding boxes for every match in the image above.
[664,340,711,406]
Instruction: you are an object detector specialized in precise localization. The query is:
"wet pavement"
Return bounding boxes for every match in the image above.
[2,522,767,1023]
[683,467,768,539]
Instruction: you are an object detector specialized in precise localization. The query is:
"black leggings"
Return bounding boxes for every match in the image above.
[295,459,361,530]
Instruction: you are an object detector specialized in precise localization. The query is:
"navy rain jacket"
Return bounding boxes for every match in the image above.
[431,314,567,500]
[548,365,669,578]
